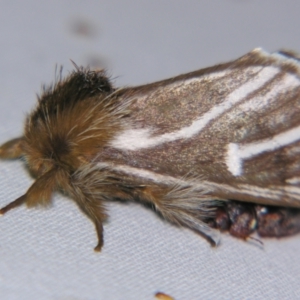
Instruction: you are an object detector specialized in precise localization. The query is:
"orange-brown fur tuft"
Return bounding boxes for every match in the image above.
[0,68,131,250]
[24,68,128,176]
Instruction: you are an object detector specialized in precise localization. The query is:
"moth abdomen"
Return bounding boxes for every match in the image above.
[256,205,300,237]
[209,200,300,239]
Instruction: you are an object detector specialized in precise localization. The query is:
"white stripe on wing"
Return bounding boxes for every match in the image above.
[227,124,300,176]
[110,66,279,151]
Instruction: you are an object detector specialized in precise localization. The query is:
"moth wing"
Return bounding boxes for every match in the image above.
[105,49,300,208]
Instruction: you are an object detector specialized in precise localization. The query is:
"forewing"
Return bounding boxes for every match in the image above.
[101,49,300,208]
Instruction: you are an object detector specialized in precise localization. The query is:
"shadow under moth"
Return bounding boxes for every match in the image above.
[1,48,300,251]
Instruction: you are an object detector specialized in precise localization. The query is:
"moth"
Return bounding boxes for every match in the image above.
[1,48,300,251]
[155,292,174,300]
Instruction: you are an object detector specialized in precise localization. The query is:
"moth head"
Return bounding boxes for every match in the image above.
[22,67,124,178]
[0,66,130,225]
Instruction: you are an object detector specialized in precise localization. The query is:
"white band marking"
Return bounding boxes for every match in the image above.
[96,162,300,203]
[227,125,300,176]
[286,177,300,185]
[234,73,299,118]
[111,66,279,151]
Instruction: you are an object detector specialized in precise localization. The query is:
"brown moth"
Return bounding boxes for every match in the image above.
[1,48,300,251]
[155,292,175,300]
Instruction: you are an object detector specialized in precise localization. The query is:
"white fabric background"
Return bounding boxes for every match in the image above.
[0,1,300,299]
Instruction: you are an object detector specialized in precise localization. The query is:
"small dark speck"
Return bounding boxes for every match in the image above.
[69,18,98,38]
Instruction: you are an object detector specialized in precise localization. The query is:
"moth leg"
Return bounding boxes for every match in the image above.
[0,168,59,215]
[0,194,26,215]
[0,137,24,159]
[69,189,107,252]
[84,208,106,252]
[68,169,109,251]
[79,204,106,252]
[0,137,27,214]
[94,220,104,252]
[140,185,220,246]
